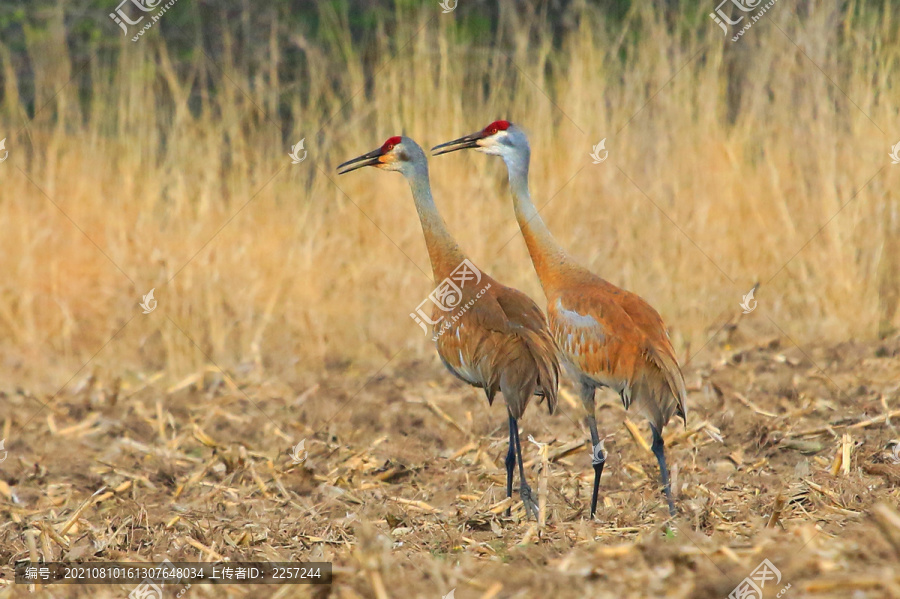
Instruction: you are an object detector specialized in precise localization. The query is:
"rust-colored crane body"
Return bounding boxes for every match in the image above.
[338,136,559,519]
[433,121,687,517]
[545,273,686,435]
[431,275,559,423]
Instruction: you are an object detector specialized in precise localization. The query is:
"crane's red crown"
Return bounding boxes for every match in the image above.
[381,136,403,152]
[483,120,511,135]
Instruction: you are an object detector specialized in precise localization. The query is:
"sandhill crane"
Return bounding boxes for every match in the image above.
[432,121,687,518]
[337,136,560,519]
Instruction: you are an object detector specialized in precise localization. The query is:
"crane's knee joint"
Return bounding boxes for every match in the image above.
[592,443,606,466]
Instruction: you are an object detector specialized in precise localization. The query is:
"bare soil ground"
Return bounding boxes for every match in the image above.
[2,335,900,598]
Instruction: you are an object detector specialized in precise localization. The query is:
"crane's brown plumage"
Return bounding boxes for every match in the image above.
[540,269,686,433]
[435,280,558,420]
[338,135,558,519]
[433,121,687,518]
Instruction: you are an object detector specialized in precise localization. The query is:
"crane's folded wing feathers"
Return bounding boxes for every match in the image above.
[435,282,559,418]
[550,290,686,429]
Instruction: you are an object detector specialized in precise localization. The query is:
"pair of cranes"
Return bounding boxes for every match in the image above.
[337,121,687,521]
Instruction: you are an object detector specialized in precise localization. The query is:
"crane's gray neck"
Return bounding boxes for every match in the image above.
[504,151,568,283]
[405,161,466,280]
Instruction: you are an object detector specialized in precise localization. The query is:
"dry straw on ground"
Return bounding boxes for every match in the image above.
[1,334,900,597]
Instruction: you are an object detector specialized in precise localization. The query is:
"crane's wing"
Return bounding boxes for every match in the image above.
[435,278,559,417]
[613,287,687,422]
[492,286,560,410]
[550,293,639,394]
[551,287,686,429]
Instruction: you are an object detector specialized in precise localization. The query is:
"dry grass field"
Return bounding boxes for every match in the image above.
[1,0,900,596]
[1,335,900,597]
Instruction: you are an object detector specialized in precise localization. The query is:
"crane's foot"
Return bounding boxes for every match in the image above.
[520,483,540,521]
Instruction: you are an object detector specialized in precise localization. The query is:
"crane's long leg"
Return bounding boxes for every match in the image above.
[505,414,516,517]
[586,414,605,518]
[580,383,606,519]
[510,416,539,520]
[651,426,676,517]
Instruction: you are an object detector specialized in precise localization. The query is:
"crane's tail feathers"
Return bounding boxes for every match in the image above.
[652,345,687,417]
[490,327,560,420]
[526,328,560,415]
[633,345,688,431]
[514,327,560,415]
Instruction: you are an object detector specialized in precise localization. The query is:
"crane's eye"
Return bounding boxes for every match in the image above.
[385,144,394,151]
[488,127,497,135]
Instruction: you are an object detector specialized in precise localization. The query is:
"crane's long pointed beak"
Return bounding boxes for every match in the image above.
[431,131,483,156]
[337,147,382,174]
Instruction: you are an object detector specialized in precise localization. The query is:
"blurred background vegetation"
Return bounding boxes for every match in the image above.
[0,0,898,393]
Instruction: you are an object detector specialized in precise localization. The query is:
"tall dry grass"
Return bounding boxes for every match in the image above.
[1,1,898,392]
